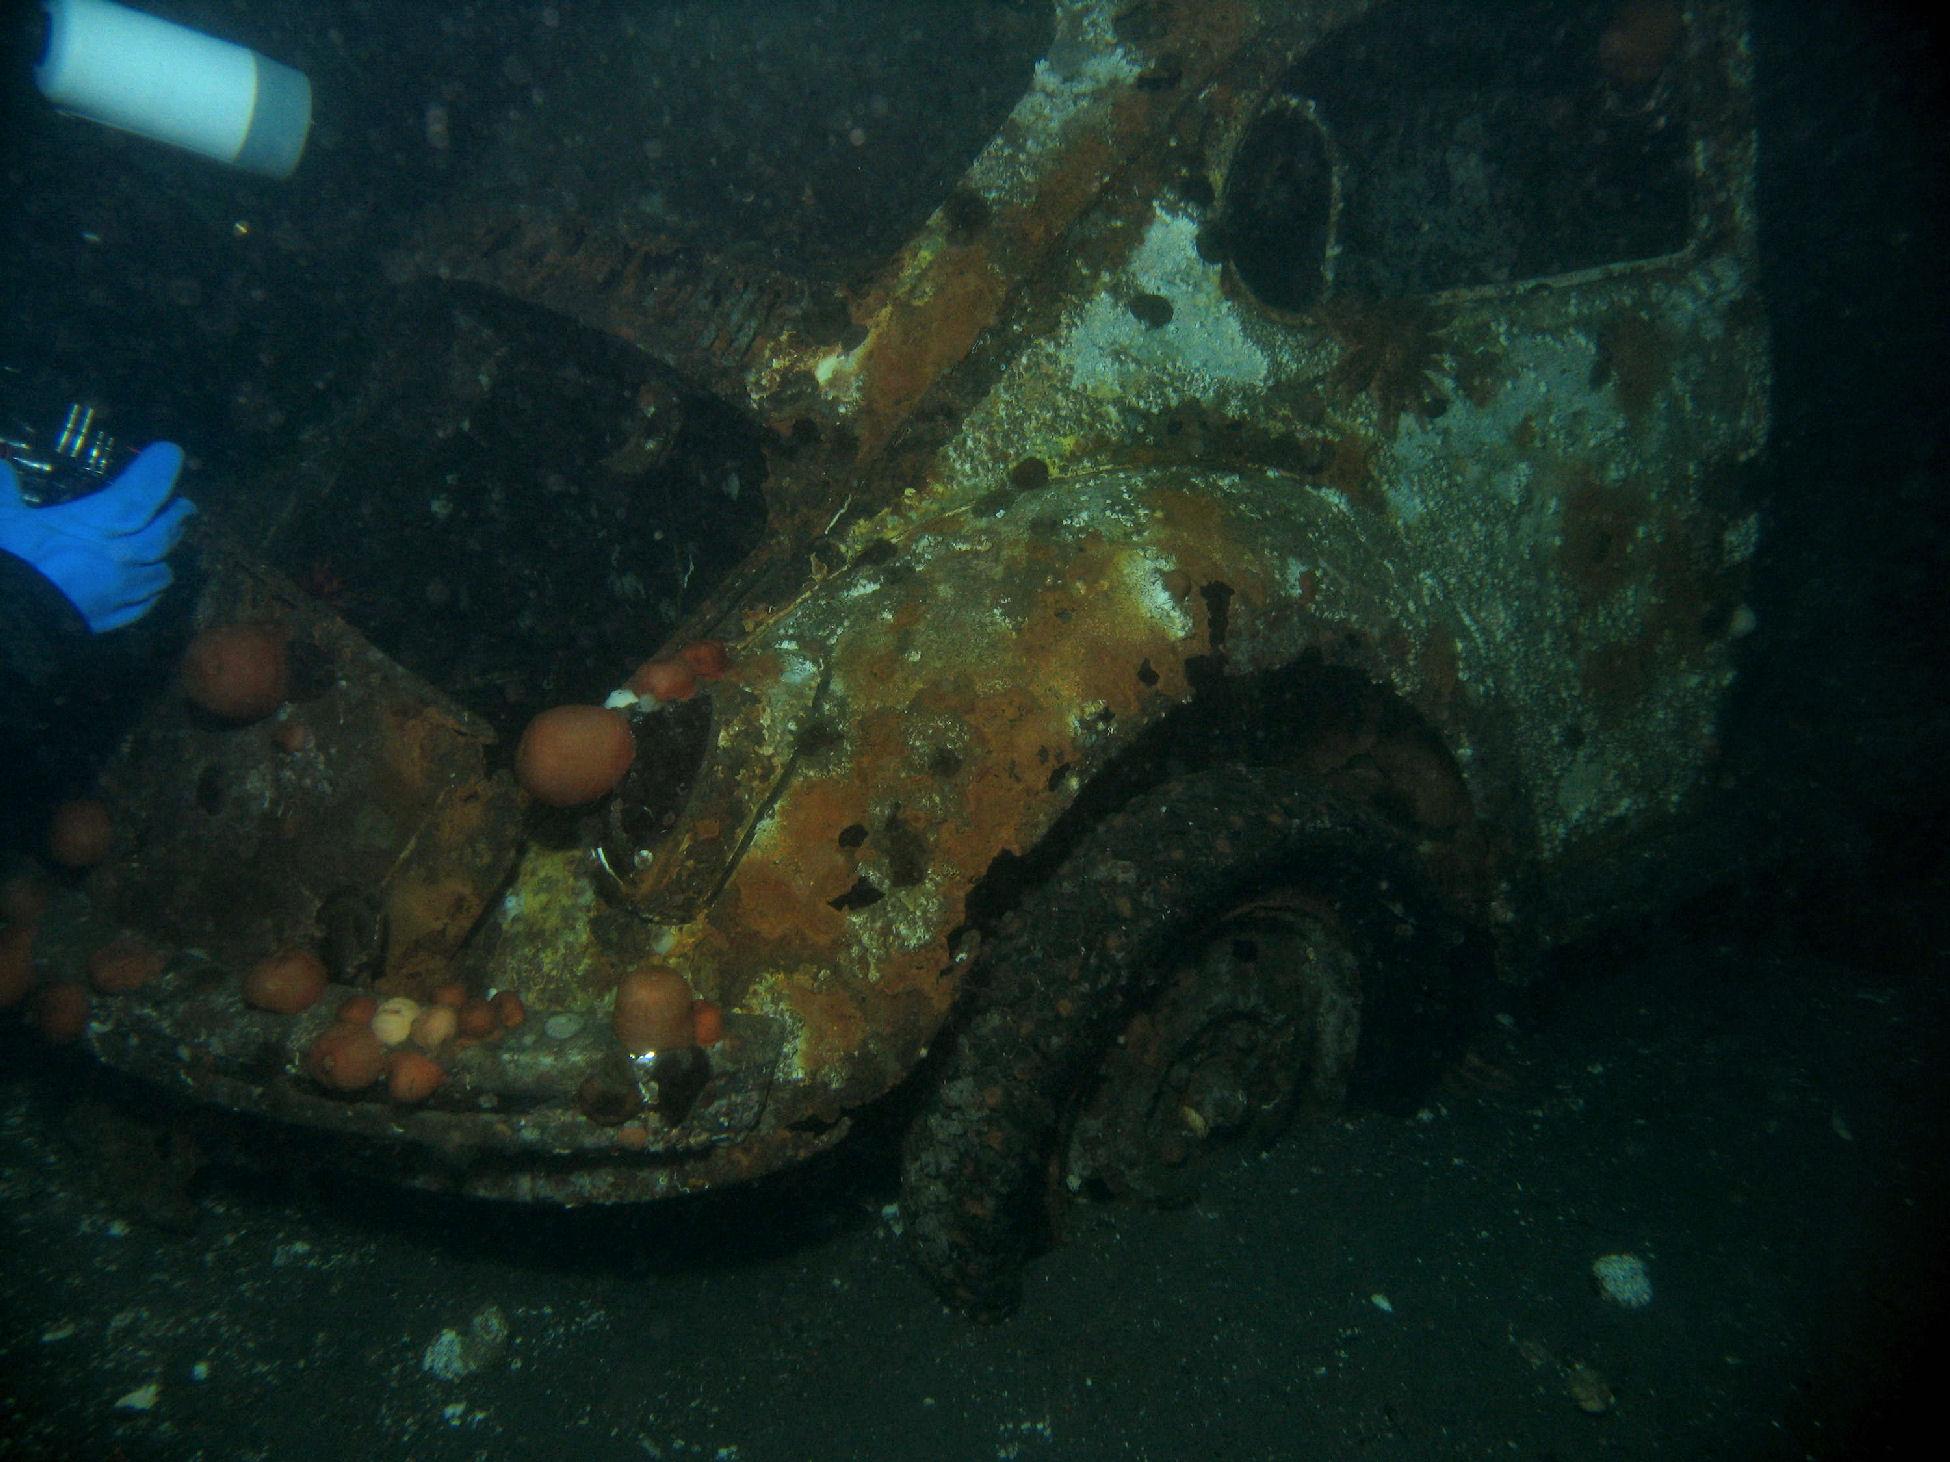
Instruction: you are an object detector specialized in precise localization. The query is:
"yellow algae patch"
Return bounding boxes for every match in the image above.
[484,844,605,1009]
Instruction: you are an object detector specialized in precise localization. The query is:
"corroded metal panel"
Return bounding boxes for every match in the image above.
[560,465,1464,1129]
[88,547,521,991]
[33,1,1769,1201]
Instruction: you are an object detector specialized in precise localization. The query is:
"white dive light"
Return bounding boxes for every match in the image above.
[33,0,311,179]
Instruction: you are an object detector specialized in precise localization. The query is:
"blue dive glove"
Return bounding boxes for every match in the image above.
[0,442,195,631]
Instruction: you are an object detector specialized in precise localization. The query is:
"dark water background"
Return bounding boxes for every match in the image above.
[3,2,1947,1457]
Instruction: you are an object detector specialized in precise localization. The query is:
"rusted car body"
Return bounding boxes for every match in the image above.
[39,0,1766,1312]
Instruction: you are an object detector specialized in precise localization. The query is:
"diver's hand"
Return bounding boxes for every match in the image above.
[0,443,195,631]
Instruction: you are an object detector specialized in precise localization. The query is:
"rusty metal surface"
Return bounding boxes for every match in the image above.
[41,1,1770,1202]
[402,221,816,423]
[396,0,1341,450]
[572,463,1491,1135]
[67,946,797,1201]
[86,545,521,992]
[549,2,1767,1145]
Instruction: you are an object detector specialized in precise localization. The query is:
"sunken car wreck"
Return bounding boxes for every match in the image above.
[28,0,1766,1317]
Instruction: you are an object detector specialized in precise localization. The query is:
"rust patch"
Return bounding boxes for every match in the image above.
[841,6,1261,464]
[949,684,1055,835]
[1590,312,1671,422]
[1559,473,1648,606]
[773,772,878,869]
[1017,546,1194,720]
[725,843,850,949]
[1320,431,1385,515]
[1573,489,1741,710]
[1641,512,1738,656]
[382,875,483,992]
[782,981,868,1095]
[787,947,959,1094]
[375,703,449,803]
[1142,483,1230,545]
[851,246,1012,458]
